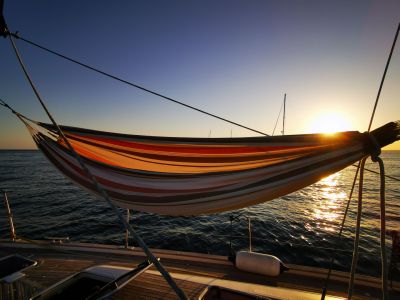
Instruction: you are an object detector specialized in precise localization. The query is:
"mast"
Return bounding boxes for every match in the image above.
[282,93,286,135]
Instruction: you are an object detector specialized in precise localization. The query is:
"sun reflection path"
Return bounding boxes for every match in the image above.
[313,173,347,232]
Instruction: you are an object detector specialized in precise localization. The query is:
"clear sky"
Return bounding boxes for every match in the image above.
[1,0,399,149]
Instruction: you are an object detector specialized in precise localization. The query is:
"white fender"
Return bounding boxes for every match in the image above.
[235,251,288,276]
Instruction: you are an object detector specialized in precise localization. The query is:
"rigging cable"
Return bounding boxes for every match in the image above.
[352,164,400,182]
[5,29,188,300]
[9,32,269,137]
[321,22,399,300]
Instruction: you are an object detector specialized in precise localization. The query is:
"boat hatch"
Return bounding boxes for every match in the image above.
[0,254,37,283]
[31,261,153,300]
[200,286,276,300]
[31,272,110,300]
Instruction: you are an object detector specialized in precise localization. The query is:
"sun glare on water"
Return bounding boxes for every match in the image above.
[308,112,353,134]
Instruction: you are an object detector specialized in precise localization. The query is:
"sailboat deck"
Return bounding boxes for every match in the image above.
[0,240,399,299]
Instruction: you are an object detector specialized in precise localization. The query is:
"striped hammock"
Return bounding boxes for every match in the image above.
[29,121,398,216]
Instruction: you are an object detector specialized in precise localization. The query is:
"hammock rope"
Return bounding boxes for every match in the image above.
[347,155,388,299]
[347,157,367,299]
[6,29,188,300]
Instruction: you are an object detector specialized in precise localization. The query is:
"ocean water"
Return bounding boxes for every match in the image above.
[0,150,399,279]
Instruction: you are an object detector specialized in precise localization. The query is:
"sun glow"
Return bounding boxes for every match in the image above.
[308,112,353,134]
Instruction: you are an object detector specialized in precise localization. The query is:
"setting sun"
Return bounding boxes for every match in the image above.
[308,112,353,134]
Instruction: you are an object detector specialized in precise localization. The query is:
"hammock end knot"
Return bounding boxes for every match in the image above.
[364,132,381,162]
[365,120,400,161]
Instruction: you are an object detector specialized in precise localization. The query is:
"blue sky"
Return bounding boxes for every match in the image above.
[1,0,399,149]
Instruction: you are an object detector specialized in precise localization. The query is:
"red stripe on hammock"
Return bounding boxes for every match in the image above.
[69,134,302,154]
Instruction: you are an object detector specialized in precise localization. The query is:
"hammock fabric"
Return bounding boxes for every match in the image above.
[30,121,399,216]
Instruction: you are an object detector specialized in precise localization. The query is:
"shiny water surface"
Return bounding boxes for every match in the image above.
[0,150,399,279]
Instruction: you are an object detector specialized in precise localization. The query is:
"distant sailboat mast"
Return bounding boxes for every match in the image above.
[272,93,286,136]
[282,93,286,135]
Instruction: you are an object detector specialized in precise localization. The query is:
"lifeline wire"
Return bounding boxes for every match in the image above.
[10,32,269,137]
[352,164,400,182]
[7,31,188,300]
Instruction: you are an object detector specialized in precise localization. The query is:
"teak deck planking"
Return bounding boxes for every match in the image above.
[0,241,399,299]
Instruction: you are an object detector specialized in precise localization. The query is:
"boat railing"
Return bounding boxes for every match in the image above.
[1,189,16,242]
